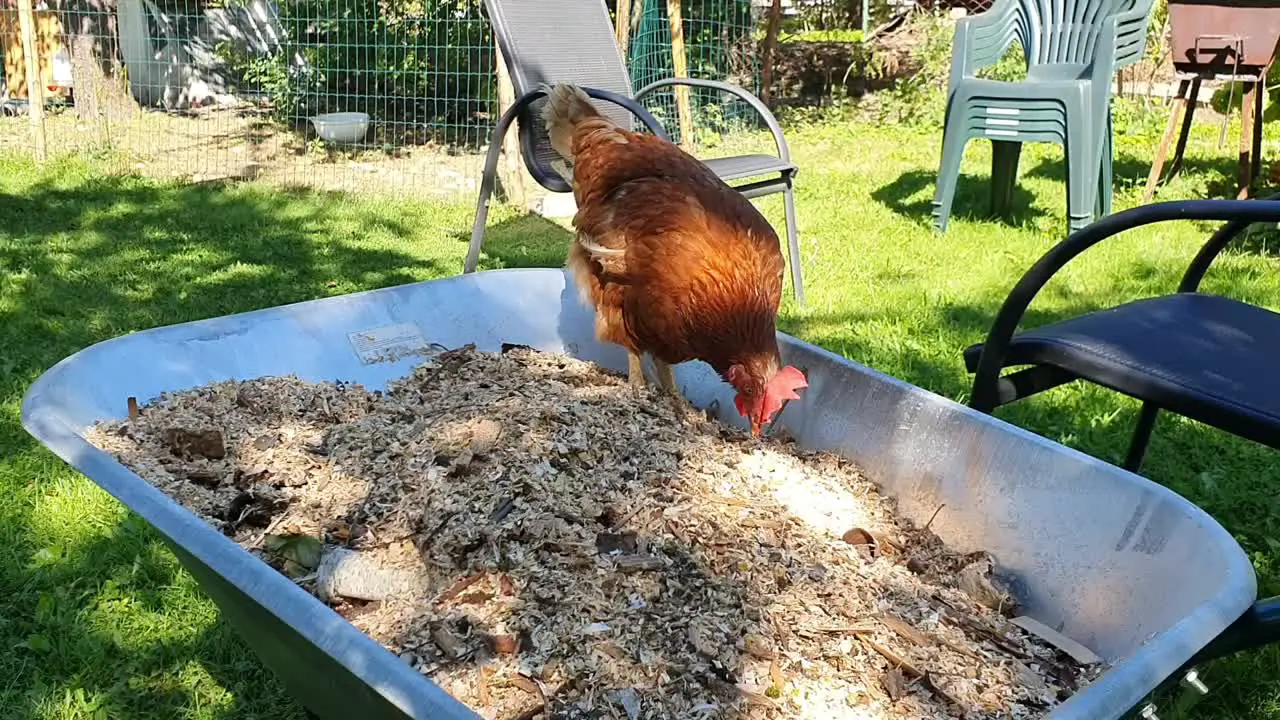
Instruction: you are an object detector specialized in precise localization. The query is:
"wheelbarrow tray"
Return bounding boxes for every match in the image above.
[21,267,1255,719]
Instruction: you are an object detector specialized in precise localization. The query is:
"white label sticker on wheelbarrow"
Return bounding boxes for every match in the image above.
[348,323,431,365]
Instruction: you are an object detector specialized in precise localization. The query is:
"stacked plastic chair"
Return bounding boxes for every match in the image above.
[931,0,1156,233]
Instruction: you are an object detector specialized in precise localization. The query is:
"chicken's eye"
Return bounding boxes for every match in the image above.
[742,387,756,397]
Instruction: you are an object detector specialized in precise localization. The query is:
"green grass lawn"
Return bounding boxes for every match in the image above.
[4,98,1280,718]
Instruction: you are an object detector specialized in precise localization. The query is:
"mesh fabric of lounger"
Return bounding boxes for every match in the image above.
[463,0,806,305]
[965,196,1280,473]
[932,0,1155,233]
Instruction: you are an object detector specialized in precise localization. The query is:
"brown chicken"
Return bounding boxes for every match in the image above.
[540,83,808,436]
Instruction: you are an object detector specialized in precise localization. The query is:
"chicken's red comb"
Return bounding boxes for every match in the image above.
[770,365,808,398]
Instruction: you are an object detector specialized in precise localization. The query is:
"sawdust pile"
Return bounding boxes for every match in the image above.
[85,344,1103,720]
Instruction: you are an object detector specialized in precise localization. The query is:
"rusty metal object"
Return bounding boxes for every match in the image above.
[1168,0,1280,77]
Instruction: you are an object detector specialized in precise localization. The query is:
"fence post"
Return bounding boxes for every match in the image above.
[665,0,695,150]
[493,40,528,209]
[16,0,46,164]
[615,0,633,62]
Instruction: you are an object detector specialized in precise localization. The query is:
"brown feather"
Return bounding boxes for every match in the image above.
[547,83,787,382]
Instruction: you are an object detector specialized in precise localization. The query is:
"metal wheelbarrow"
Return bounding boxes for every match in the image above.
[17,266,1269,719]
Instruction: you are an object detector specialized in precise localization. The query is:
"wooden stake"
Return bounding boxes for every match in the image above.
[665,0,695,151]
[1238,79,1259,200]
[493,39,527,209]
[760,0,783,107]
[16,0,46,163]
[615,0,633,62]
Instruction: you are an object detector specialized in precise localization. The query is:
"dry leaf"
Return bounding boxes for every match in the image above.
[883,667,906,701]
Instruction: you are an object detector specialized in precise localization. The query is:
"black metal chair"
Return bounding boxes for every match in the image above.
[463,0,806,306]
[965,195,1280,472]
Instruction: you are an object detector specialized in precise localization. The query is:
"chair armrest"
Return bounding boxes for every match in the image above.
[948,0,1019,87]
[1088,16,1122,114]
[634,77,792,165]
[1180,192,1280,292]
[969,198,1280,412]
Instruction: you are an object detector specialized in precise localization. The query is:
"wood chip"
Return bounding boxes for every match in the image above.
[508,675,540,695]
[613,554,664,573]
[431,624,467,659]
[484,633,519,655]
[85,344,1104,719]
[1010,615,1103,666]
[165,427,225,459]
[879,613,930,646]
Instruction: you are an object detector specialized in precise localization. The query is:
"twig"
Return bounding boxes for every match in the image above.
[863,7,913,45]
[860,636,923,677]
[923,503,946,532]
[246,512,289,550]
[859,636,964,709]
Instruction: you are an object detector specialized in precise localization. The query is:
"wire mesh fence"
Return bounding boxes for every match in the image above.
[0,0,772,200]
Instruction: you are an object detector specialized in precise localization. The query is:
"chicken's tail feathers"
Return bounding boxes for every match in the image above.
[538,83,605,162]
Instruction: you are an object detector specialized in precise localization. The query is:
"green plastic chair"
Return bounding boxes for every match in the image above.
[932,0,1155,232]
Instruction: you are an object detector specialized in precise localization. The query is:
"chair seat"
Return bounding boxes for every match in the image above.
[963,293,1280,444]
[958,73,1093,102]
[704,154,794,182]
[1027,63,1093,81]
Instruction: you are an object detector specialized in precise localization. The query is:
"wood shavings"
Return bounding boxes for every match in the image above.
[85,345,1105,719]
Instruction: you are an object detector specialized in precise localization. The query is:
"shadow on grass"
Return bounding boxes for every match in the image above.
[870,166,1045,227]
[461,211,574,271]
[8,162,1280,718]
[871,145,1250,228]
[0,170,459,718]
[10,512,310,719]
[1022,153,1248,200]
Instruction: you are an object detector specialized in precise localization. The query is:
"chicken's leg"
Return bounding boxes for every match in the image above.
[627,351,646,392]
[653,359,691,421]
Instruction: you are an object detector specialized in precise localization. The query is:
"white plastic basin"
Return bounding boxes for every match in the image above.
[309,112,370,144]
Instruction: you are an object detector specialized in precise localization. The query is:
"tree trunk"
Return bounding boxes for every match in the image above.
[58,0,133,124]
[760,0,783,108]
[494,40,528,209]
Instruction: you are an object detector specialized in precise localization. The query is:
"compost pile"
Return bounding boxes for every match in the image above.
[86,344,1104,720]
